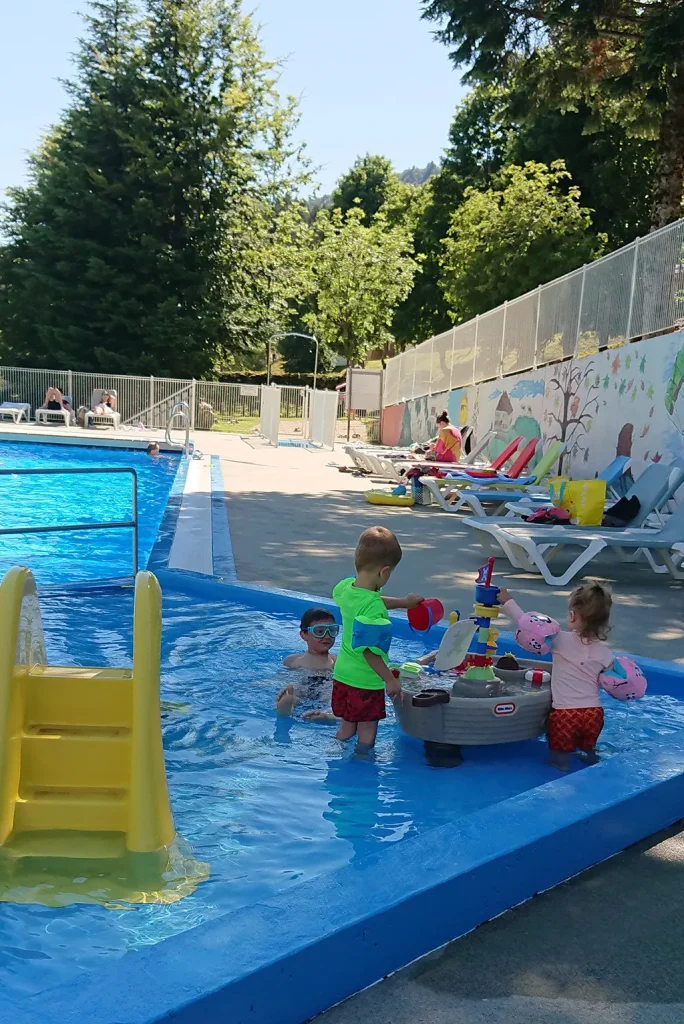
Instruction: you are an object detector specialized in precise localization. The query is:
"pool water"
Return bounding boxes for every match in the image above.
[3,584,684,1001]
[0,441,179,583]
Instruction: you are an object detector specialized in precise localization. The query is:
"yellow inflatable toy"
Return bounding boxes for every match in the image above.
[365,489,415,507]
[0,566,208,907]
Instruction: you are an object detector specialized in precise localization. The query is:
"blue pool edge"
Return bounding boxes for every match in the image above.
[5,444,684,1024]
[4,567,682,1024]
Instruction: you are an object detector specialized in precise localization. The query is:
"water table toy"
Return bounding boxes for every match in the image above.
[394,558,552,766]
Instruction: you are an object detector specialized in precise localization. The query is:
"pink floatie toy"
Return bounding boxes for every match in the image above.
[515,612,561,656]
[599,656,647,701]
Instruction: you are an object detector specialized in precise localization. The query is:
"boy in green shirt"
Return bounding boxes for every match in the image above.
[332,526,423,748]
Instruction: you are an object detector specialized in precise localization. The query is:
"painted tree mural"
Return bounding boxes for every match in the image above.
[545,361,600,472]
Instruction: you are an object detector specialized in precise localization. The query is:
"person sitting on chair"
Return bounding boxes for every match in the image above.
[93,390,117,415]
[41,387,65,412]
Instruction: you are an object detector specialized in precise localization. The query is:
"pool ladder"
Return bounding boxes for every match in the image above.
[165,401,191,456]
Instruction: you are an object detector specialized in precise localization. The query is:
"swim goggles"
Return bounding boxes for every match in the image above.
[306,624,340,639]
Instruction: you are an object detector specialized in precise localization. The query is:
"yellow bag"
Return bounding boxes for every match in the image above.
[548,476,569,504]
[559,479,606,526]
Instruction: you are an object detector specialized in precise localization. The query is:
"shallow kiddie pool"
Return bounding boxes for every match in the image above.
[1,440,684,1024]
[2,575,684,1016]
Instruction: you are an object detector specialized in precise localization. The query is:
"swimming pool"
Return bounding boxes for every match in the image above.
[0,441,180,583]
[2,439,684,1024]
[3,578,684,1007]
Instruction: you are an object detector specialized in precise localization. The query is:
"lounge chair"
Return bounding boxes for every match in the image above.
[419,441,564,517]
[84,389,121,429]
[463,463,684,585]
[498,455,634,521]
[381,433,524,485]
[0,402,31,424]
[364,426,484,483]
[36,396,74,427]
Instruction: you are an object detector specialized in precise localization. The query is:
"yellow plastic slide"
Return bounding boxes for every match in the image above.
[0,566,207,906]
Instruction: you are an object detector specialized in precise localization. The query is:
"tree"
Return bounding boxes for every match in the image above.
[422,0,684,228]
[305,207,418,368]
[332,154,397,222]
[0,0,306,377]
[440,161,603,321]
[278,332,334,374]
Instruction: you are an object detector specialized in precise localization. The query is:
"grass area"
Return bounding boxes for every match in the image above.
[211,415,260,433]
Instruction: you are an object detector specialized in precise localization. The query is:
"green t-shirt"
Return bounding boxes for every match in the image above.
[332,576,392,690]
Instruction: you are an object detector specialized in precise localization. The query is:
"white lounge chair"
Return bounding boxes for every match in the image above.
[463,464,684,586]
[0,402,31,424]
[84,389,121,429]
[36,403,71,426]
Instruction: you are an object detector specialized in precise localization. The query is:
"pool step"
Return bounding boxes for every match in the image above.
[13,786,129,834]
[0,567,175,863]
[21,723,131,790]
[1,829,127,861]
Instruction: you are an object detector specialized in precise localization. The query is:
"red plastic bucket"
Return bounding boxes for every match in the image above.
[407,598,444,632]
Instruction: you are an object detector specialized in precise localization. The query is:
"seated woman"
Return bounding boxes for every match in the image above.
[426,411,462,463]
[42,386,65,411]
[93,390,117,415]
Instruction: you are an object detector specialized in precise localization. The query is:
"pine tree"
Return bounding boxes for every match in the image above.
[0,0,306,377]
[0,0,144,370]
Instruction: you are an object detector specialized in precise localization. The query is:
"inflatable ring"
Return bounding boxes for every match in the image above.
[365,489,415,507]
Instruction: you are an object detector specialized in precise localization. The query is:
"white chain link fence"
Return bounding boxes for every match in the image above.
[384,217,684,405]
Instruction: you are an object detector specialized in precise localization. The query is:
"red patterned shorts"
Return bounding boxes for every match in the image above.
[547,707,604,753]
[332,680,386,723]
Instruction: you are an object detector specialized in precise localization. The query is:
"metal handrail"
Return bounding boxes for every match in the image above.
[165,401,191,455]
[0,467,139,575]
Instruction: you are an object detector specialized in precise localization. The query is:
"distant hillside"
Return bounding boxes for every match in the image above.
[306,160,439,214]
[398,161,439,185]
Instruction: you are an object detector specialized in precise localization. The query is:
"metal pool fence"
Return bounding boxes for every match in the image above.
[0,369,329,438]
[383,216,684,407]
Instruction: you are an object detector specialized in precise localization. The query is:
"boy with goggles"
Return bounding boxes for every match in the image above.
[276,608,339,717]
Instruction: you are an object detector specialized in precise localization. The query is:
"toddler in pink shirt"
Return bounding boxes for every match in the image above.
[498,582,615,771]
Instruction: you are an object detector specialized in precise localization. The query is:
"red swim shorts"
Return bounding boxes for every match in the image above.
[547,707,604,753]
[332,680,386,723]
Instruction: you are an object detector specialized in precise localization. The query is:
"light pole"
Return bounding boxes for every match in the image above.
[266,332,320,391]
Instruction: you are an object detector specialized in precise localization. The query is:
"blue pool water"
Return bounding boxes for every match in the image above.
[3,584,684,1002]
[0,441,179,583]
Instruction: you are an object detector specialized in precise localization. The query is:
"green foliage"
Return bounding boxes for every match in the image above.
[278,333,334,374]
[332,154,396,222]
[440,161,603,321]
[306,207,418,366]
[0,0,308,377]
[422,0,684,227]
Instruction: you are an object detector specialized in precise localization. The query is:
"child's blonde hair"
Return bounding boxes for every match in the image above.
[569,582,612,641]
[355,526,402,572]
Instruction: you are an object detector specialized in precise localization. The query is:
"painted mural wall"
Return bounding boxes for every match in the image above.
[381,329,684,480]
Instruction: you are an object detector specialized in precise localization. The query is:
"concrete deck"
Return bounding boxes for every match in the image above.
[195,433,683,662]
[317,823,684,1024]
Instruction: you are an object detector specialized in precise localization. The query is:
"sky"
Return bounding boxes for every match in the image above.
[0,0,465,198]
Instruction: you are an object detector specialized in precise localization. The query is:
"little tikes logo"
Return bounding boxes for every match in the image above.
[493,702,516,716]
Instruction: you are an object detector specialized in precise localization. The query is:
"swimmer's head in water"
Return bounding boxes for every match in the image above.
[146,442,160,457]
[300,607,338,654]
